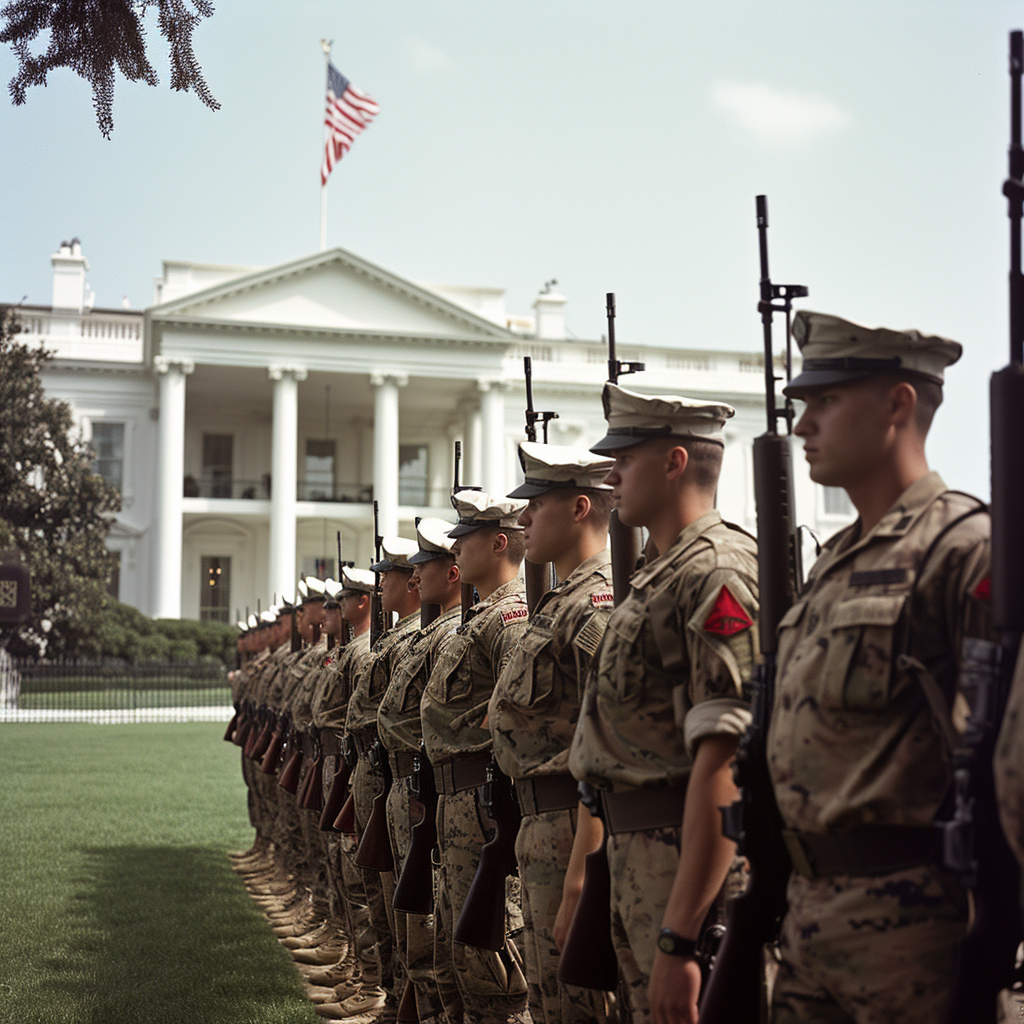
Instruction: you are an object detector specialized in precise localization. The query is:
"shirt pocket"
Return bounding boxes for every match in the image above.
[605,603,646,699]
[433,633,473,705]
[823,595,906,712]
[504,626,556,707]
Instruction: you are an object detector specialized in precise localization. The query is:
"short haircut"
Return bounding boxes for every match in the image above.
[875,373,943,433]
[649,435,723,491]
[502,528,526,566]
[549,486,613,528]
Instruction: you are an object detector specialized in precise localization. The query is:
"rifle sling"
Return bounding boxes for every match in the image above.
[781,826,943,880]
[434,753,492,795]
[599,783,688,835]
[515,774,579,816]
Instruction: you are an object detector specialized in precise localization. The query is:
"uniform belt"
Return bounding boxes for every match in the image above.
[599,783,688,835]
[515,774,579,816]
[433,753,492,795]
[389,749,418,780]
[300,733,316,758]
[320,731,341,757]
[351,733,373,757]
[781,826,943,879]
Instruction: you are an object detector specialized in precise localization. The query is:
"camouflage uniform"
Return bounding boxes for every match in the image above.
[310,631,378,978]
[569,511,758,1022]
[346,610,421,1002]
[767,473,991,1024]
[421,577,532,1024]
[378,604,463,1023]
[996,642,1024,870]
[489,551,614,1024]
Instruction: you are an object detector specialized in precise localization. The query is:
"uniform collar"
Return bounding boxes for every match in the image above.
[535,549,612,614]
[822,471,948,567]
[631,509,723,589]
[464,576,525,622]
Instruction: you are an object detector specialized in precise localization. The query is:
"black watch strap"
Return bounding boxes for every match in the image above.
[657,928,699,958]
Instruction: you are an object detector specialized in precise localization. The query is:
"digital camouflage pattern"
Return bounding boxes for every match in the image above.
[310,631,372,734]
[489,550,613,781]
[516,808,610,1024]
[378,606,462,758]
[767,473,992,1022]
[995,643,1024,869]
[434,788,530,1024]
[421,578,529,766]
[569,510,758,791]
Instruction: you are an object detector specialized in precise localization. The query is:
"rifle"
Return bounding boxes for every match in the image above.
[338,531,354,647]
[417,517,442,627]
[454,761,522,950]
[604,294,644,605]
[941,32,1024,1022]
[370,501,386,647]
[453,441,479,618]
[700,194,807,1022]
[393,742,439,914]
[523,356,556,612]
[354,739,396,871]
[557,294,649,991]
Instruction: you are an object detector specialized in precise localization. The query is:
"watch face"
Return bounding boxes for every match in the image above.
[657,934,675,954]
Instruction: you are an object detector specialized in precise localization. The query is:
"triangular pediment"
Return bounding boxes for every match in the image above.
[149,248,512,341]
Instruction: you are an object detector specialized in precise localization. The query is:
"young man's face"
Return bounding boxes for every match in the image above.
[380,569,416,614]
[323,607,342,637]
[451,528,500,586]
[518,491,576,564]
[341,593,366,624]
[602,439,673,529]
[411,557,457,606]
[794,379,894,489]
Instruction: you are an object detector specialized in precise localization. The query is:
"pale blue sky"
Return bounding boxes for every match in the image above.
[2,1,1020,498]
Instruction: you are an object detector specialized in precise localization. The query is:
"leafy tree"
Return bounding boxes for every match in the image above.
[1,0,219,137]
[0,307,121,657]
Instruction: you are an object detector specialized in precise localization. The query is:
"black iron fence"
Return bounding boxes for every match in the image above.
[0,656,233,723]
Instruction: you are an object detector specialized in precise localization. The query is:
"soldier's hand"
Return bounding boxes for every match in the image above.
[552,889,579,951]
[648,950,701,1024]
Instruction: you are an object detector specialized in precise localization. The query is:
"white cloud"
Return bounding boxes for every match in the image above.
[403,35,451,74]
[712,81,850,147]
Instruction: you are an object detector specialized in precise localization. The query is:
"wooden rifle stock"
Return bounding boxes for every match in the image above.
[335,792,357,834]
[454,764,522,950]
[557,827,618,990]
[250,714,274,761]
[232,705,252,747]
[319,752,353,832]
[301,757,324,811]
[278,741,303,793]
[224,710,238,742]
[942,33,1024,1018]
[397,979,419,1024]
[355,741,395,871]
[393,746,439,914]
[524,560,552,613]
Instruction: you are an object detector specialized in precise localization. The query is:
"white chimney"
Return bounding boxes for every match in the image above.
[532,283,567,340]
[51,237,89,312]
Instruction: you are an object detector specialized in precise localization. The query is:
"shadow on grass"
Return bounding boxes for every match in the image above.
[50,845,318,1024]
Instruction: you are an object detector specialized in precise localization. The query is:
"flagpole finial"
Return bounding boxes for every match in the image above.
[320,39,332,56]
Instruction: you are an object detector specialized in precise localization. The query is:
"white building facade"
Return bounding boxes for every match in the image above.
[17,241,853,623]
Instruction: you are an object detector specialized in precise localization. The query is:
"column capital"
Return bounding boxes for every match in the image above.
[268,364,308,382]
[154,356,194,375]
[476,377,512,394]
[370,371,409,388]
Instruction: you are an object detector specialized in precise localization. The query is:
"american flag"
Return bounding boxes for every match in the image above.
[321,63,379,185]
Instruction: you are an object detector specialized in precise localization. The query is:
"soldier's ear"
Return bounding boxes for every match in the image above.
[574,493,592,523]
[447,563,460,585]
[666,444,689,481]
[493,531,510,555]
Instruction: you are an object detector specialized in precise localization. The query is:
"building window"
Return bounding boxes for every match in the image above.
[203,434,233,498]
[823,486,853,517]
[200,556,231,622]
[399,444,429,505]
[305,440,335,500]
[92,422,125,492]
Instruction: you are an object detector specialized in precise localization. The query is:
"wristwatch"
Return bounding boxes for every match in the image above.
[657,928,699,958]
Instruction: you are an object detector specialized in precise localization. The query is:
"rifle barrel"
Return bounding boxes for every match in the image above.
[606,292,617,384]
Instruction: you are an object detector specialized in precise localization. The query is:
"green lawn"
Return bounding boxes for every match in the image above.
[0,723,319,1024]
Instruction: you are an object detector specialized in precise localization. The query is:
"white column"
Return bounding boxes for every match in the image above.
[371,372,407,538]
[154,356,194,618]
[478,379,508,497]
[268,365,307,602]
[465,404,482,488]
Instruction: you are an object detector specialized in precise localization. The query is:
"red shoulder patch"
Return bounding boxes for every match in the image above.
[501,607,529,626]
[703,585,753,637]
[972,577,991,601]
[591,591,614,608]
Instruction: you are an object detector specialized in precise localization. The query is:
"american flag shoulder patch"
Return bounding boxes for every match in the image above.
[501,607,529,626]
[703,585,753,637]
[590,592,614,608]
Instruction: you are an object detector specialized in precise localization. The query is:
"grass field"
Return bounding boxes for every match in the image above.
[0,723,319,1024]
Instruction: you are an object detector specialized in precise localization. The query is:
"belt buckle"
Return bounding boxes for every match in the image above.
[782,830,816,879]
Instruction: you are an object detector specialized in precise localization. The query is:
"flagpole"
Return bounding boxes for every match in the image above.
[319,39,332,251]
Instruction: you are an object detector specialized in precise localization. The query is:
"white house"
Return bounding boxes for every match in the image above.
[16,240,853,622]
